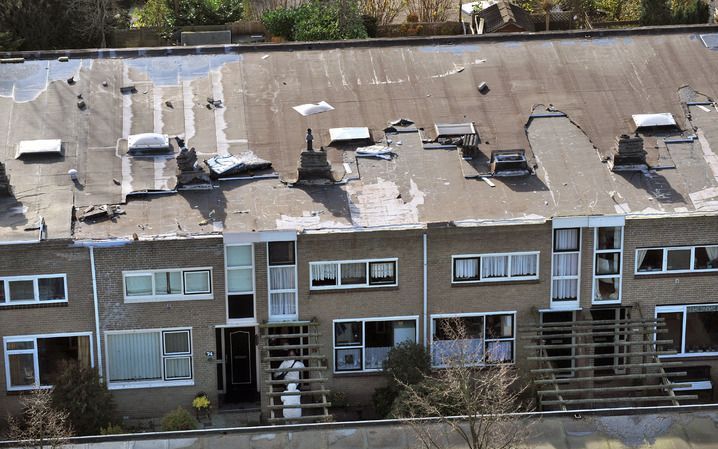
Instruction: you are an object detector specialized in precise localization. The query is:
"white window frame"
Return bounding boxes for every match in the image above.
[267,241,298,322]
[225,244,256,324]
[0,274,68,306]
[309,258,399,290]
[332,316,419,374]
[656,304,718,358]
[3,332,94,391]
[450,252,540,284]
[635,245,718,275]
[430,311,516,368]
[550,228,581,310]
[122,268,213,303]
[591,227,624,305]
[105,327,194,390]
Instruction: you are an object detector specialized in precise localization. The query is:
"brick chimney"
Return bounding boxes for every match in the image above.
[0,162,11,196]
[612,134,647,171]
[297,129,333,183]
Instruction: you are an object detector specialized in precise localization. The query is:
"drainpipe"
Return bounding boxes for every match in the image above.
[89,246,104,380]
[423,233,428,347]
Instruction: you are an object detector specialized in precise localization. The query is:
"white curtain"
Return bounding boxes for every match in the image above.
[270,267,295,290]
[636,249,648,270]
[511,254,537,276]
[107,332,162,382]
[481,255,508,278]
[370,262,394,279]
[341,263,366,281]
[706,246,718,265]
[553,279,578,300]
[311,263,337,281]
[553,253,578,276]
[555,229,579,250]
[125,275,153,296]
[432,338,483,366]
[486,341,512,362]
[455,258,479,279]
[164,357,191,379]
[270,292,296,316]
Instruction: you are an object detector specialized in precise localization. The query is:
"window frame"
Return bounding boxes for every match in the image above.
[635,245,718,275]
[3,332,93,391]
[451,252,539,284]
[122,268,213,303]
[550,228,581,308]
[332,316,419,374]
[105,327,194,390]
[656,304,718,358]
[430,311,516,368]
[225,244,256,324]
[309,258,399,290]
[591,227,624,305]
[0,274,68,306]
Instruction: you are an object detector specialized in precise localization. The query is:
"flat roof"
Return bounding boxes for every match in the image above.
[2,29,718,241]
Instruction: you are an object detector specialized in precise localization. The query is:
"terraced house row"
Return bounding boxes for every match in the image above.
[2,26,718,423]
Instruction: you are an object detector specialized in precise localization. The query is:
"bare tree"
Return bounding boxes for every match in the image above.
[405,0,455,22]
[536,0,555,31]
[7,389,73,449]
[66,0,119,48]
[360,0,404,25]
[393,319,535,449]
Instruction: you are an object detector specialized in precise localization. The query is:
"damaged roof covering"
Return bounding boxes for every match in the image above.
[2,29,718,241]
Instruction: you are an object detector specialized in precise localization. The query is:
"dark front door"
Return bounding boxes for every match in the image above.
[225,327,258,402]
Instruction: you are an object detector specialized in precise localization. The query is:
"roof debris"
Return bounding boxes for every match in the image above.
[356,144,394,160]
[78,204,124,222]
[205,153,272,178]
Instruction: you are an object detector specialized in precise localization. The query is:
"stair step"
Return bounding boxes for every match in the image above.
[266,389,330,397]
[265,366,327,373]
[267,402,331,410]
[268,415,333,423]
[265,355,327,362]
[261,332,322,339]
[263,343,324,351]
[267,378,327,385]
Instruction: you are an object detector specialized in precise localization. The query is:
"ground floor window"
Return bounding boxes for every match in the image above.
[106,328,193,388]
[656,304,718,356]
[431,312,515,367]
[4,333,92,391]
[333,317,418,372]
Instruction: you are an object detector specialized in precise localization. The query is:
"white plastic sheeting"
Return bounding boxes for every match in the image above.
[329,127,370,142]
[15,139,62,158]
[292,101,334,116]
[632,113,676,128]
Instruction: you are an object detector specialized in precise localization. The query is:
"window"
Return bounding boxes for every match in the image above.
[123,269,212,302]
[636,245,718,274]
[106,329,192,388]
[552,228,580,304]
[431,313,515,367]
[451,252,539,283]
[268,241,297,320]
[4,334,92,391]
[226,245,255,320]
[656,305,718,356]
[593,227,623,303]
[0,274,67,305]
[310,259,398,290]
[333,318,418,372]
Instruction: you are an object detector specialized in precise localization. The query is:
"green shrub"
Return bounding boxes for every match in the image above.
[51,362,119,436]
[261,0,367,42]
[161,407,198,431]
[372,341,431,418]
[261,7,297,39]
[100,424,125,435]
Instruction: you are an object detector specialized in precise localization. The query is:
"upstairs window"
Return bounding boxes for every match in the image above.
[636,245,718,274]
[0,274,67,305]
[552,228,580,303]
[452,252,539,283]
[310,259,398,290]
[123,269,212,302]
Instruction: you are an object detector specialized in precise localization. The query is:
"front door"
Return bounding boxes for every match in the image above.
[225,327,258,403]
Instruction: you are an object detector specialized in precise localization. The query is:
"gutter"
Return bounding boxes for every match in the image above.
[88,246,104,380]
[423,233,428,347]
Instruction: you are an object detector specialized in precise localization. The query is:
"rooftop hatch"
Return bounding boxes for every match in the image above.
[15,139,62,159]
[127,133,171,155]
